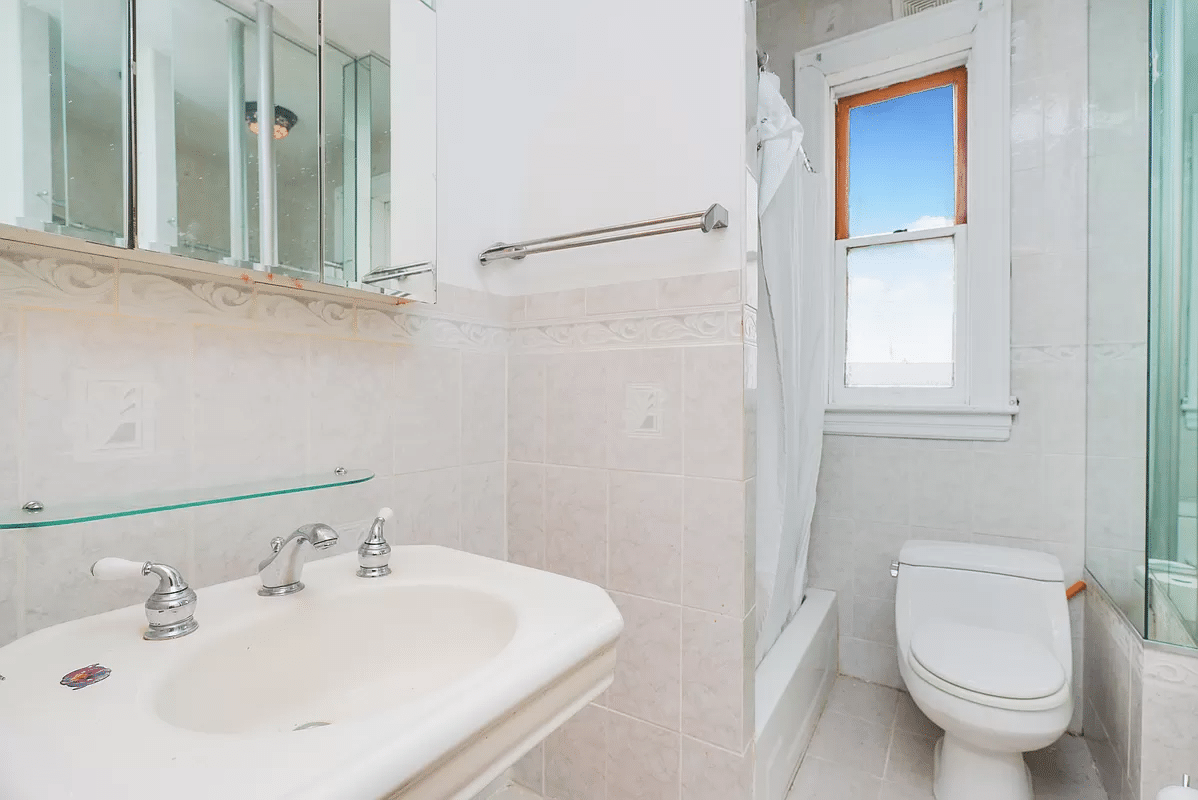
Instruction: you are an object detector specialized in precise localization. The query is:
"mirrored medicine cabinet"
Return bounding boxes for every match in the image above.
[0,0,436,302]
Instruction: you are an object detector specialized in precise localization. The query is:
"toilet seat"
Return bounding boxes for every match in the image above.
[909,621,1068,712]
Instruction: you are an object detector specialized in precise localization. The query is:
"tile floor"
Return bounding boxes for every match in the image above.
[788,676,1109,800]
[485,785,540,800]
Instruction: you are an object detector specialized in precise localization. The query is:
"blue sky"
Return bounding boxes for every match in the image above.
[848,84,957,237]
[844,84,958,385]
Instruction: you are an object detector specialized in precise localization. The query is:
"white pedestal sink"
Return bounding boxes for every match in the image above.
[0,546,623,799]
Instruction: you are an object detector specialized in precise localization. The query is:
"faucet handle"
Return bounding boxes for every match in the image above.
[358,507,394,578]
[90,558,198,641]
[91,557,151,581]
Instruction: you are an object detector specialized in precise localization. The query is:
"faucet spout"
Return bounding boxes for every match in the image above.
[257,523,339,596]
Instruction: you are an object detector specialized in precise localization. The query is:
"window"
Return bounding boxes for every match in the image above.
[796,0,1015,440]
[835,68,968,403]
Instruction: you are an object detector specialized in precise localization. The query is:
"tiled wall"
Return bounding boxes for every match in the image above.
[0,235,509,646]
[1086,575,1198,800]
[1084,577,1145,800]
[504,273,756,800]
[759,0,1090,726]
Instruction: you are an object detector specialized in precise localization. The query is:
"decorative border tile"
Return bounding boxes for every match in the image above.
[743,306,756,345]
[510,307,742,353]
[252,287,355,336]
[116,261,253,322]
[357,305,508,351]
[0,242,116,312]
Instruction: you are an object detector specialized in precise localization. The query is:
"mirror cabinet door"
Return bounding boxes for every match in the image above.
[1,0,130,247]
[323,0,437,301]
[2,0,435,303]
[133,0,320,279]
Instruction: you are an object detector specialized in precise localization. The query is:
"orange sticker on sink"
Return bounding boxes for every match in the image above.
[60,664,111,690]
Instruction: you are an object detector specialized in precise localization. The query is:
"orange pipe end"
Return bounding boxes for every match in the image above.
[1066,580,1087,600]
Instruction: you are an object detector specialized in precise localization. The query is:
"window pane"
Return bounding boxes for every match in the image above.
[845,237,955,388]
[848,84,957,237]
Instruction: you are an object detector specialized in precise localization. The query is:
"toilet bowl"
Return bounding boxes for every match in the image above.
[895,540,1073,800]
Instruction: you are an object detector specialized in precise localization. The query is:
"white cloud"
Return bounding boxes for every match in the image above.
[909,215,953,231]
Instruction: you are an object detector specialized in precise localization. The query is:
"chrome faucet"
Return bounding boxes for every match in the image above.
[257,523,339,596]
[91,558,199,640]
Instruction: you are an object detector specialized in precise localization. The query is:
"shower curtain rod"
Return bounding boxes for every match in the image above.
[477,204,728,264]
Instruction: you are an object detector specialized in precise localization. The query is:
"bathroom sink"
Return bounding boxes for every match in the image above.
[155,585,519,735]
[0,547,622,800]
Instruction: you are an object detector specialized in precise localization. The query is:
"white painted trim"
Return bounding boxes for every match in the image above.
[824,401,1019,441]
[795,0,1013,441]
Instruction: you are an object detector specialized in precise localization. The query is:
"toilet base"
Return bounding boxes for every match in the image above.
[933,733,1033,800]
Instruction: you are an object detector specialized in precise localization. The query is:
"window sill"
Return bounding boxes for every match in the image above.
[824,400,1020,441]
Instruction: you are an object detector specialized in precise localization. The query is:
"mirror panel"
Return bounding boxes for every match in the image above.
[134,0,321,278]
[2,0,435,303]
[1,0,129,246]
[323,0,436,301]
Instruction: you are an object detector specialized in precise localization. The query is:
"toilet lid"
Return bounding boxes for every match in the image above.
[909,621,1066,700]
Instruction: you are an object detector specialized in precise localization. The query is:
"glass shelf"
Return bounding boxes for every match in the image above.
[0,469,374,530]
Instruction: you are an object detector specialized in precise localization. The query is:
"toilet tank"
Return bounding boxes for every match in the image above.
[894,541,1072,679]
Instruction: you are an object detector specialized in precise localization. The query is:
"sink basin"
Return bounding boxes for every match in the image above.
[0,546,622,800]
[156,586,519,735]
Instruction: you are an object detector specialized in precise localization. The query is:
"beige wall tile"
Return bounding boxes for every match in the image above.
[309,336,395,473]
[606,348,683,474]
[0,533,20,646]
[608,592,681,731]
[586,280,658,316]
[23,310,194,501]
[681,608,745,751]
[606,712,681,800]
[545,703,606,800]
[545,466,607,586]
[463,351,506,464]
[682,478,746,616]
[684,345,744,479]
[545,352,609,468]
[461,463,506,560]
[192,324,309,483]
[526,290,586,321]
[658,272,740,309]
[509,354,546,463]
[0,309,19,510]
[1141,646,1198,797]
[507,463,545,569]
[393,346,462,473]
[609,471,682,602]
[392,468,461,548]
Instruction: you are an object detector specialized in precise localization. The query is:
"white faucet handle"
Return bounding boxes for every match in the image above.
[378,507,394,522]
[91,557,149,581]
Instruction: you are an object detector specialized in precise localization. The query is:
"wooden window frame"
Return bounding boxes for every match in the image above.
[834,66,968,241]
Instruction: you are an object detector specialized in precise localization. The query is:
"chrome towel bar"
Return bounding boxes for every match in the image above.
[478,203,728,265]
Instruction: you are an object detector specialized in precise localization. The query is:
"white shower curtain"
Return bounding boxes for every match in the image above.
[755,71,827,665]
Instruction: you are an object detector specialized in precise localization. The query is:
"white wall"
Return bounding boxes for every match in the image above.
[437,0,747,295]
[770,0,1091,730]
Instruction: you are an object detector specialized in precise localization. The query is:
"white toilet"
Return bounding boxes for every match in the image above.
[894,540,1073,800]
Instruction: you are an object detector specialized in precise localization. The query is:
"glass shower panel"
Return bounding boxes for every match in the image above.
[1086,0,1151,635]
[1144,0,1198,648]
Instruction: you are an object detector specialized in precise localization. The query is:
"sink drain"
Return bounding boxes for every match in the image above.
[293,721,332,731]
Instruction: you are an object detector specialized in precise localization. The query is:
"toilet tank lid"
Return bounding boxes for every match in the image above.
[899,540,1063,582]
